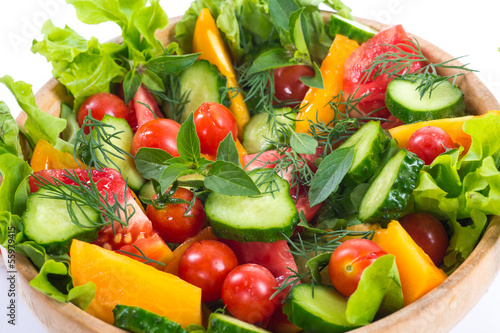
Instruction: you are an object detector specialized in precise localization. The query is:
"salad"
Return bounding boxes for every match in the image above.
[1,0,500,332]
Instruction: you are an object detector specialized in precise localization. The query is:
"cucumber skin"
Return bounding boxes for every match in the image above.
[283,284,357,333]
[328,14,376,44]
[386,78,465,124]
[22,190,100,255]
[113,305,187,333]
[207,313,270,333]
[358,149,424,224]
[205,174,299,243]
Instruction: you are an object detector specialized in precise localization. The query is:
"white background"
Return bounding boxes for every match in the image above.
[1,0,500,332]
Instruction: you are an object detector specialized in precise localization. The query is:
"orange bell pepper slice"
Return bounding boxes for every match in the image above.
[388,110,500,153]
[192,8,250,139]
[30,139,82,172]
[372,221,447,305]
[70,239,202,327]
[295,35,359,134]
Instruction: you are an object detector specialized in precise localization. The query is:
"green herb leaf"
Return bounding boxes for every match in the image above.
[141,68,165,92]
[289,8,311,64]
[123,69,143,104]
[216,133,240,166]
[309,146,355,206]
[300,61,324,89]
[205,161,261,196]
[247,49,294,75]
[146,53,200,75]
[177,113,201,166]
[159,164,195,194]
[305,252,331,283]
[290,132,318,155]
[135,147,173,180]
[269,0,300,33]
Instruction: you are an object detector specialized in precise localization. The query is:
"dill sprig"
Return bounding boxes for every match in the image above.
[361,37,476,98]
[75,111,133,172]
[32,168,135,230]
[118,245,165,266]
[151,75,191,123]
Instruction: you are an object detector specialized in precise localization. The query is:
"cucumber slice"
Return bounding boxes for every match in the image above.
[96,115,145,191]
[242,108,295,154]
[328,14,377,44]
[358,149,424,224]
[113,305,187,333]
[283,284,359,333]
[207,313,270,333]
[205,171,299,242]
[338,121,389,186]
[386,75,465,124]
[178,60,229,123]
[23,188,100,255]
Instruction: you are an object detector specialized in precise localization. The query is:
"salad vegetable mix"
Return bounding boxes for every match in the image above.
[1,0,500,332]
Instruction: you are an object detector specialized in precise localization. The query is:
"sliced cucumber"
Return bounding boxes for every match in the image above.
[338,121,389,186]
[328,14,377,44]
[178,60,229,123]
[207,313,270,333]
[113,305,187,333]
[283,284,359,333]
[23,188,100,255]
[205,171,299,242]
[386,75,465,124]
[242,108,295,154]
[96,115,145,191]
[358,149,424,224]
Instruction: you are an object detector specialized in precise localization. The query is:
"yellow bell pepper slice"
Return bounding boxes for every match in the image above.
[30,139,82,172]
[295,35,359,134]
[192,8,250,139]
[372,221,447,305]
[70,240,202,327]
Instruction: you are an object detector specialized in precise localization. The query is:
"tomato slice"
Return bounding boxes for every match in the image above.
[30,168,172,266]
[128,85,164,131]
[343,25,422,119]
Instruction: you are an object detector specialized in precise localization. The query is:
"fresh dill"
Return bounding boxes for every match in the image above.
[75,111,133,172]
[118,245,166,266]
[32,168,135,230]
[361,37,476,99]
[151,74,191,123]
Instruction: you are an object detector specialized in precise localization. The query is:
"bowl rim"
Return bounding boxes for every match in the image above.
[12,12,500,333]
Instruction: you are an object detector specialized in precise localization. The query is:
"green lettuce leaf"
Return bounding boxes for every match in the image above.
[0,76,66,146]
[0,153,32,216]
[30,259,96,310]
[0,102,23,158]
[0,212,24,248]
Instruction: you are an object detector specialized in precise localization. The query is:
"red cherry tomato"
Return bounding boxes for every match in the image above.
[273,65,314,108]
[343,25,422,119]
[178,240,238,302]
[131,118,181,156]
[222,263,279,324]
[193,102,238,157]
[77,92,129,132]
[146,187,205,244]
[399,213,449,266]
[328,239,387,298]
[406,126,454,165]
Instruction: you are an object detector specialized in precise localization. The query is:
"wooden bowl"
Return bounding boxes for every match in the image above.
[13,13,500,333]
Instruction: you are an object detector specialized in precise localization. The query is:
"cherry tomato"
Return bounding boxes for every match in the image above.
[343,25,422,119]
[193,102,238,156]
[406,126,454,165]
[328,239,387,298]
[222,263,279,324]
[273,65,314,108]
[78,92,129,131]
[146,187,205,244]
[399,213,449,266]
[178,240,238,302]
[131,118,181,156]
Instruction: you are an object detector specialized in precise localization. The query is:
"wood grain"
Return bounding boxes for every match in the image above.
[13,13,500,333]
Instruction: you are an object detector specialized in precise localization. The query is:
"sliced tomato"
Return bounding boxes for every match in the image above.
[118,84,164,132]
[30,168,172,266]
[343,25,422,119]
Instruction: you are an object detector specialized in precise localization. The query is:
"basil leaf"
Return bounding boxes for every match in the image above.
[159,164,195,193]
[269,0,300,33]
[122,69,143,104]
[290,132,318,155]
[300,61,324,89]
[289,8,311,64]
[247,49,294,75]
[142,68,165,92]
[306,252,331,283]
[205,161,261,196]
[146,54,200,75]
[309,146,355,206]
[135,147,173,180]
[176,113,201,166]
[216,134,240,166]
